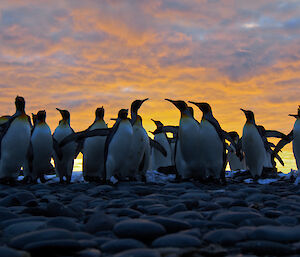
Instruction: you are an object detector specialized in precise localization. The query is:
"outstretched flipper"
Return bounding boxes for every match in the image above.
[59,128,111,148]
[149,138,167,157]
[265,130,288,139]
[273,130,294,156]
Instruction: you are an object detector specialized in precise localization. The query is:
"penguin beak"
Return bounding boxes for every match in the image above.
[240,108,247,113]
[165,99,185,111]
[289,114,299,118]
[142,98,149,103]
[148,131,155,135]
[56,108,62,113]
[111,118,118,121]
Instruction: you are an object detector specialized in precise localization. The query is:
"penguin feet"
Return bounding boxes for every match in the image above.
[39,175,46,184]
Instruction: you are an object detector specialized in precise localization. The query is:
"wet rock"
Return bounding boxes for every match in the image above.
[152,233,201,248]
[113,219,166,241]
[203,229,246,245]
[85,213,116,233]
[46,217,80,231]
[212,211,261,225]
[114,248,161,257]
[78,248,101,257]
[4,221,46,239]
[0,246,29,257]
[146,216,191,233]
[237,240,294,255]
[171,211,204,220]
[101,239,146,253]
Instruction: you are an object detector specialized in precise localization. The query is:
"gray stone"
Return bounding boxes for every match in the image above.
[46,217,79,231]
[152,233,201,248]
[85,213,116,233]
[146,216,191,233]
[203,229,246,245]
[101,239,146,253]
[4,221,46,239]
[212,211,261,225]
[0,246,29,257]
[114,249,160,257]
[113,219,166,241]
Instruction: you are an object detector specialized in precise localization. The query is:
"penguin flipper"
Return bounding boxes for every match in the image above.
[53,138,63,160]
[265,130,288,139]
[158,126,179,135]
[149,138,167,157]
[274,152,284,166]
[273,130,294,156]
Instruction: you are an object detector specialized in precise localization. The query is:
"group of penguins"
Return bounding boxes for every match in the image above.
[0,96,299,185]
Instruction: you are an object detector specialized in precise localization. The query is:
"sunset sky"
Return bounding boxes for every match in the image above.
[1,0,299,172]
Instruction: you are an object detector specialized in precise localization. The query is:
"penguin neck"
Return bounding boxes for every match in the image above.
[246,119,255,125]
[16,109,25,116]
[131,111,137,125]
[201,112,212,121]
[59,119,70,126]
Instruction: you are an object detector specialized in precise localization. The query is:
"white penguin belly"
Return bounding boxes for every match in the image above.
[199,121,223,178]
[83,122,107,178]
[293,121,300,170]
[242,124,265,177]
[175,139,190,179]
[53,125,76,177]
[31,125,53,178]
[127,126,147,176]
[106,120,133,179]
[178,117,202,176]
[0,117,31,178]
[152,133,172,169]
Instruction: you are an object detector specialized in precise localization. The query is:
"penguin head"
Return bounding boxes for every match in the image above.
[165,99,188,113]
[32,113,37,125]
[151,119,163,128]
[118,109,128,120]
[289,106,300,119]
[187,106,194,117]
[95,107,104,120]
[56,108,70,123]
[188,102,212,114]
[36,110,46,123]
[228,131,239,143]
[131,98,149,114]
[15,96,25,112]
[241,109,255,123]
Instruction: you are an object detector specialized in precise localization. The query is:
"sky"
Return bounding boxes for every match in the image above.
[0,0,300,172]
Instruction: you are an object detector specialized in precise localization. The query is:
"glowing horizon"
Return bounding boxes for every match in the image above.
[0,1,299,173]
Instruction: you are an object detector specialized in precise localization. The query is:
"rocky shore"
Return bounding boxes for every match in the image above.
[0,173,300,257]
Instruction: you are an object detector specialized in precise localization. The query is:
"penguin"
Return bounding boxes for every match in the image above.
[23,110,53,183]
[53,108,77,183]
[0,96,32,182]
[227,131,246,171]
[165,99,203,180]
[126,99,150,180]
[189,102,229,183]
[274,106,300,181]
[105,109,133,182]
[150,119,172,171]
[82,107,107,182]
[241,109,266,178]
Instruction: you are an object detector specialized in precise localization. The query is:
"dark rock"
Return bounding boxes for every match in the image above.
[277,216,299,226]
[203,229,246,245]
[78,248,101,257]
[160,203,187,215]
[0,246,29,257]
[152,233,201,248]
[4,221,46,239]
[46,217,79,231]
[9,228,73,249]
[171,211,204,220]
[101,239,146,253]
[212,211,261,225]
[114,249,160,257]
[113,219,166,241]
[85,213,116,233]
[106,208,142,218]
[146,216,191,233]
[237,240,294,255]
[0,210,19,221]
[248,225,300,242]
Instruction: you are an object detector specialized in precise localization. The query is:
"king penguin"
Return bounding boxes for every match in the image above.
[126,99,150,181]
[165,99,203,180]
[150,119,172,171]
[24,110,53,183]
[53,108,77,183]
[189,102,228,183]
[0,96,32,183]
[105,109,133,182]
[82,107,107,182]
[241,109,266,178]
[274,106,300,183]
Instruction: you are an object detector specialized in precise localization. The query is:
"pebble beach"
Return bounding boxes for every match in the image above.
[0,170,299,257]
